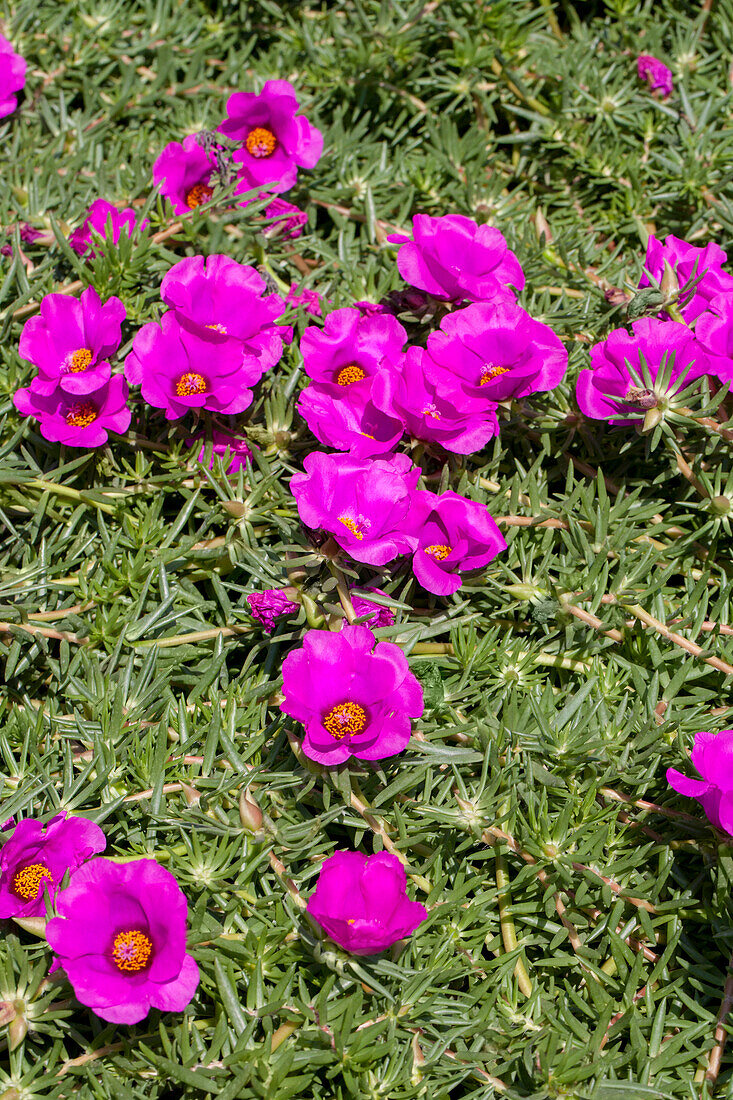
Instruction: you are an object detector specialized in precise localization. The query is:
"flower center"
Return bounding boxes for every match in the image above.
[338,515,369,540]
[624,386,658,409]
[11,862,53,901]
[245,126,277,158]
[65,401,98,428]
[185,182,213,209]
[422,403,441,419]
[322,701,368,739]
[480,364,509,385]
[112,929,153,973]
[336,363,367,386]
[424,543,452,560]
[205,323,228,335]
[175,372,208,397]
[67,347,93,373]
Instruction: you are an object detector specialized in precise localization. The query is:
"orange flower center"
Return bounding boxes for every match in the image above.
[338,516,364,540]
[65,401,98,428]
[245,127,277,158]
[336,364,367,386]
[322,701,368,739]
[112,929,153,973]
[175,372,207,397]
[185,182,213,209]
[480,364,509,385]
[69,347,93,373]
[424,543,451,560]
[11,862,53,901]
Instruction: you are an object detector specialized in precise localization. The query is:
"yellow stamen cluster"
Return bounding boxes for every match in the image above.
[424,544,451,560]
[336,364,367,386]
[112,929,153,973]
[69,348,93,373]
[65,401,98,428]
[479,364,509,385]
[322,701,368,739]
[185,182,213,209]
[338,516,364,540]
[245,126,277,158]
[175,372,207,397]
[11,862,53,901]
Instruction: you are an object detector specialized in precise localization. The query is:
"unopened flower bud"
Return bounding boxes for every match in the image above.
[222,500,247,519]
[239,789,263,834]
[180,783,200,807]
[0,1002,16,1027]
[643,406,665,432]
[711,494,732,515]
[8,1013,27,1050]
[660,259,680,298]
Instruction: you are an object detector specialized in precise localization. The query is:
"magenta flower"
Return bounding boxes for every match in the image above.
[410,490,507,596]
[263,198,308,239]
[637,55,673,98]
[425,300,568,406]
[349,588,395,629]
[14,375,131,448]
[125,312,257,420]
[20,223,44,245]
[297,386,403,457]
[69,200,148,258]
[192,429,254,473]
[291,451,420,565]
[0,34,26,119]
[219,80,323,194]
[667,730,733,834]
[19,286,125,396]
[0,813,106,920]
[576,318,710,423]
[160,254,287,377]
[353,300,389,317]
[639,234,733,322]
[387,214,524,303]
[152,134,252,214]
[247,589,298,632]
[46,858,199,1025]
[372,346,498,454]
[306,851,427,955]
[281,625,424,764]
[300,308,406,390]
[286,284,323,317]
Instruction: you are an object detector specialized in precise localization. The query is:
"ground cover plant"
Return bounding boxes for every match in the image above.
[6,0,733,1096]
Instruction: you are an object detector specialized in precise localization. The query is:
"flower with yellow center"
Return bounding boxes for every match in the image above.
[175,372,207,397]
[67,347,93,373]
[322,701,368,740]
[336,363,367,386]
[185,182,213,209]
[245,127,277,158]
[65,401,98,428]
[11,862,53,901]
[112,929,154,973]
[424,543,451,561]
[479,363,509,385]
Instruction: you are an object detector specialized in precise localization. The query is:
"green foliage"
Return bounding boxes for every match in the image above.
[3,0,733,1096]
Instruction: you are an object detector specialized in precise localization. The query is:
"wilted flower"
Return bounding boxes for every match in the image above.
[667,729,733,834]
[263,197,308,239]
[161,254,287,379]
[191,429,254,473]
[14,375,131,447]
[20,223,44,244]
[639,234,733,322]
[219,80,323,194]
[0,34,26,119]
[69,200,148,257]
[247,589,298,632]
[576,318,710,422]
[281,625,424,764]
[286,283,323,316]
[306,850,427,954]
[410,490,507,595]
[125,312,258,420]
[425,300,568,405]
[372,346,498,454]
[637,55,673,98]
[387,214,524,303]
[19,286,125,396]
[46,858,199,1025]
[291,451,420,565]
[349,588,395,629]
[0,813,106,920]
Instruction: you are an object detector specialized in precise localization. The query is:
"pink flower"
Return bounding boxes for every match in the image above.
[69,200,148,258]
[425,300,567,405]
[263,198,308,239]
[306,851,427,955]
[14,375,131,448]
[0,34,26,119]
[46,858,199,1025]
[281,625,424,764]
[639,234,733,322]
[19,286,125,396]
[191,429,254,473]
[291,451,420,566]
[349,588,395,629]
[576,318,710,423]
[372,346,498,454]
[125,312,259,420]
[300,308,406,390]
[152,134,253,214]
[297,386,403,457]
[410,490,507,595]
[0,813,106,920]
[387,214,525,303]
[637,55,673,98]
[160,254,287,378]
[287,284,323,316]
[667,730,733,834]
[247,589,298,632]
[219,79,323,194]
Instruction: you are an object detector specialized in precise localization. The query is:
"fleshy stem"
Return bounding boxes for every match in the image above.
[495,849,533,998]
